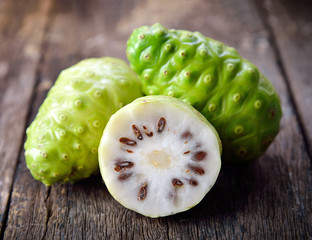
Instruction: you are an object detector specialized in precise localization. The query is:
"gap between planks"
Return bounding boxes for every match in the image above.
[252,0,312,164]
[41,187,51,240]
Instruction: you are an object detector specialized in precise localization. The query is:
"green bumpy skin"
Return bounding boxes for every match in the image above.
[24,57,143,186]
[127,23,282,162]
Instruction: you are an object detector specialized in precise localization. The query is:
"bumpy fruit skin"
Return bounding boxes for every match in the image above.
[127,23,282,162]
[24,57,143,186]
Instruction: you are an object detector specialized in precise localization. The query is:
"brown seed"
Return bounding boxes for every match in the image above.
[146,131,153,137]
[126,149,133,153]
[181,130,192,139]
[193,151,207,161]
[138,183,148,201]
[118,173,132,181]
[189,179,198,186]
[132,125,143,140]
[188,164,205,175]
[114,161,134,172]
[143,125,153,137]
[172,178,184,187]
[157,117,166,133]
[184,151,190,155]
[119,137,137,146]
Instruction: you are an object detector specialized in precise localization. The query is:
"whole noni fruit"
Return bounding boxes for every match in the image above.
[127,23,282,162]
[24,57,143,186]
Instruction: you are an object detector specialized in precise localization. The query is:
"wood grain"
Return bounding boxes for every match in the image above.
[259,0,312,158]
[0,0,52,233]
[1,0,311,239]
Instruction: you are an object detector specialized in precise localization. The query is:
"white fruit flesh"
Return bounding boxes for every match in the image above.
[99,96,221,217]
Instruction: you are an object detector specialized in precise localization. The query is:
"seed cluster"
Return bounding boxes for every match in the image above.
[115,117,208,202]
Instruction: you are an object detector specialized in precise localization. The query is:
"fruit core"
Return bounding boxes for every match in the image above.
[147,150,171,169]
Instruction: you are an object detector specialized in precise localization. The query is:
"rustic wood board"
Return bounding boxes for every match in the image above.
[0,0,52,233]
[259,0,312,157]
[0,0,311,239]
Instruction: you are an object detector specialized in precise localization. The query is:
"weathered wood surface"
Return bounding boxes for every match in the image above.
[0,0,52,234]
[0,0,311,239]
[259,0,312,158]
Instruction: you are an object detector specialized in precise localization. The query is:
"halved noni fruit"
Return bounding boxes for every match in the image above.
[98,95,221,217]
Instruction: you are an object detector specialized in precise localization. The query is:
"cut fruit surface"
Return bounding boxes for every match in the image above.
[99,96,221,217]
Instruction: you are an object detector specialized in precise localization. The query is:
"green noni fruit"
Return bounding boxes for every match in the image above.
[126,23,282,162]
[24,57,143,186]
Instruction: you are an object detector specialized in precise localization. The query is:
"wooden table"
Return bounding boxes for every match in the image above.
[1,0,311,239]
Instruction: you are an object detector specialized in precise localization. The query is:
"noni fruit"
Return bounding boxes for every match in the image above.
[126,23,282,162]
[24,57,143,186]
[99,95,221,217]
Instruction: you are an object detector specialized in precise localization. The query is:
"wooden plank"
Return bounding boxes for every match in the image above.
[3,0,312,239]
[259,0,312,157]
[116,0,312,238]
[4,0,170,239]
[0,0,52,234]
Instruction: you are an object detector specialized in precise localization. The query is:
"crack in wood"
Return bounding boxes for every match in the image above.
[41,187,51,240]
